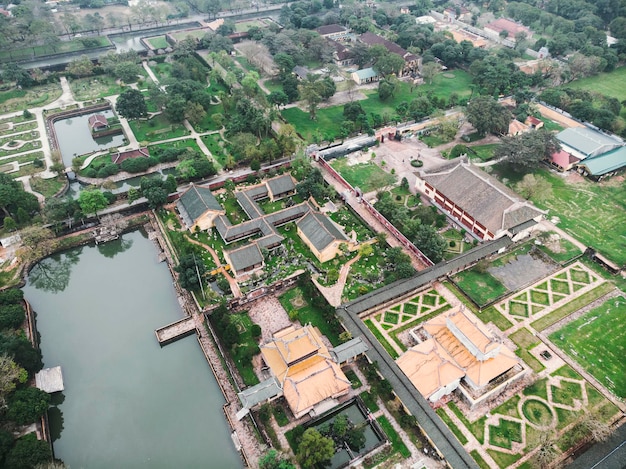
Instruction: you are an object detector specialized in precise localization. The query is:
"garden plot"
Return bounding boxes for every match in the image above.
[550,295,626,398]
[441,365,620,469]
[494,262,602,321]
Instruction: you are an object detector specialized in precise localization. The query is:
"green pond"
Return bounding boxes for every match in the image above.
[23,230,241,468]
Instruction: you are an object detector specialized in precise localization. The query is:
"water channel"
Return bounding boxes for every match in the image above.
[23,230,241,468]
[54,109,126,167]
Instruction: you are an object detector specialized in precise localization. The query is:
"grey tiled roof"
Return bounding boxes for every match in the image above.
[227,243,263,272]
[236,191,263,219]
[267,174,296,199]
[297,211,347,252]
[422,163,543,234]
[316,24,347,35]
[238,377,281,409]
[331,337,369,363]
[556,127,622,158]
[177,184,222,224]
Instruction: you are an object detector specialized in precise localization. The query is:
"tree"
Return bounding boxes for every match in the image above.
[4,434,52,469]
[7,387,51,425]
[0,304,25,330]
[66,55,94,77]
[0,174,39,219]
[258,449,295,469]
[373,53,405,77]
[413,224,447,263]
[421,61,440,85]
[3,216,16,232]
[378,76,398,101]
[298,75,323,120]
[514,174,553,200]
[0,355,27,406]
[175,254,206,291]
[114,62,142,83]
[78,189,108,219]
[495,130,559,171]
[19,226,58,262]
[578,412,614,443]
[466,96,511,136]
[184,101,206,126]
[116,89,147,120]
[296,428,334,469]
[0,332,42,374]
[343,102,365,122]
[268,91,289,109]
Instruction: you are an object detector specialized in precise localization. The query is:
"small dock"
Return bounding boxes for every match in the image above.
[35,366,64,393]
[155,316,197,346]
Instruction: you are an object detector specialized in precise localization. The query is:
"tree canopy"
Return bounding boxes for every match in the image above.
[296,428,334,469]
[495,130,559,171]
[78,189,108,218]
[466,96,511,136]
[7,387,51,425]
[116,89,148,119]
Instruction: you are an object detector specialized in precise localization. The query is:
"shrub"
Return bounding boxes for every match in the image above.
[83,168,97,178]
[449,240,456,247]
[410,160,423,167]
[450,144,470,159]
[250,324,262,339]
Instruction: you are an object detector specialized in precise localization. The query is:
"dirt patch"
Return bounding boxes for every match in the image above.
[565,171,586,184]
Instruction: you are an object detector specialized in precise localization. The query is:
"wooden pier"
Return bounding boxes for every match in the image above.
[155,316,197,346]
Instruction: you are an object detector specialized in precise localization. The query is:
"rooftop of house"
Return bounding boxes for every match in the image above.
[352,67,380,80]
[266,174,296,198]
[111,147,150,165]
[550,149,579,168]
[316,24,347,35]
[577,145,626,176]
[261,325,350,416]
[420,160,544,235]
[508,119,529,136]
[226,243,264,273]
[88,114,108,128]
[177,184,223,225]
[297,211,347,252]
[556,127,623,159]
[485,18,531,37]
[360,32,411,60]
[397,338,465,399]
[293,65,311,79]
[328,39,353,60]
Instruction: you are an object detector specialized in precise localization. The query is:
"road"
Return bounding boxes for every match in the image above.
[565,423,626,469]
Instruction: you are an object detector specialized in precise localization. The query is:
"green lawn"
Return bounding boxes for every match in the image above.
[531,282,614,331]
[549,296,626,398]
[564,66,626,102]
[452,269,508,307]
[129,114,189,143]
[228,311,260,386]
[499,167,626,266]
[0,83,62,114]
[145,35,169,49]
[330,158,396,193]
[436,408,468,445]
[278,287,342,346]
[509,328,545,373]
[283,70,473,140]
[69,76,125,101]
[468,143,499,161]
[377,416,411,458]
[364,319,399,359]
[536,232,583,264]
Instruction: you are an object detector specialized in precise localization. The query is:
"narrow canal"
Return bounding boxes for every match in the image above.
[23,230,241,468]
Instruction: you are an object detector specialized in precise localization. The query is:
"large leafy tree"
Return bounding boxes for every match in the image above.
[0,332,43,374]
[7,387,50,425]
[0,174,39,220]
[259,449,295,469]
[115,88,148,119]
[78,189,108,219]
[466,96,511,136]
[175,254,206,291]
[296,429,334,469]
[4,434,52,468]
[495,130,559,171]
[0,355,27,407]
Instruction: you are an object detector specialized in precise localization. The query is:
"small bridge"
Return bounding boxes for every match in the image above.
[155,316,197,346]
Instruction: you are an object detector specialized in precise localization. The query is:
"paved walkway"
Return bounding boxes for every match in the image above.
[311,253,361,307]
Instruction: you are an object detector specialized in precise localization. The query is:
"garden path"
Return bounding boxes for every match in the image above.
[103,95,139,151]
[311,253,361,307]
[15,175,44,204]
[183,234,242,298]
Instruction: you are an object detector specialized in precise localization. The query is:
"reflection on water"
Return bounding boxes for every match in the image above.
[54,110,126,167]
[23,230,241,468]
[108,22,201,52]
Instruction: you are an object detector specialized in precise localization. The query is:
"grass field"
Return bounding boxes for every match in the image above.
[452,269,508,306]
[129,114,188,142]
[564,66,626,102]
[283,70,473,140]
[69,76,125,101]
[0,83,62,114]
[145,35,169,49]
[0,36,111,63]
[495,166,626,266]
[468,143,499,161]
[550,296,626,398]
[330,158,396,193]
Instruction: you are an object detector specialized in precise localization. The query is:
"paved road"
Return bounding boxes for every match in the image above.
[565,423,626,469]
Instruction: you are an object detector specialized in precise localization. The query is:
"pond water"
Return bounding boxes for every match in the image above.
[309,400,385,469]
[23,230,241,468]
[54,109,126,167]
[109,22,201,52]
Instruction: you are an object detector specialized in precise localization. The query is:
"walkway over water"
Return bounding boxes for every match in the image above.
[155,316,197,346]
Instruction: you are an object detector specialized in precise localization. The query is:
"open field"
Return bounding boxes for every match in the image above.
[0,83,62,114]
[550,296,626,398]
[145,35,169,49]
[129,114,188,142]
[69,76,125,101]
[282,70,472,140]
[564,66,626,102]
[495,167,626,266]
[330,158,396,193]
